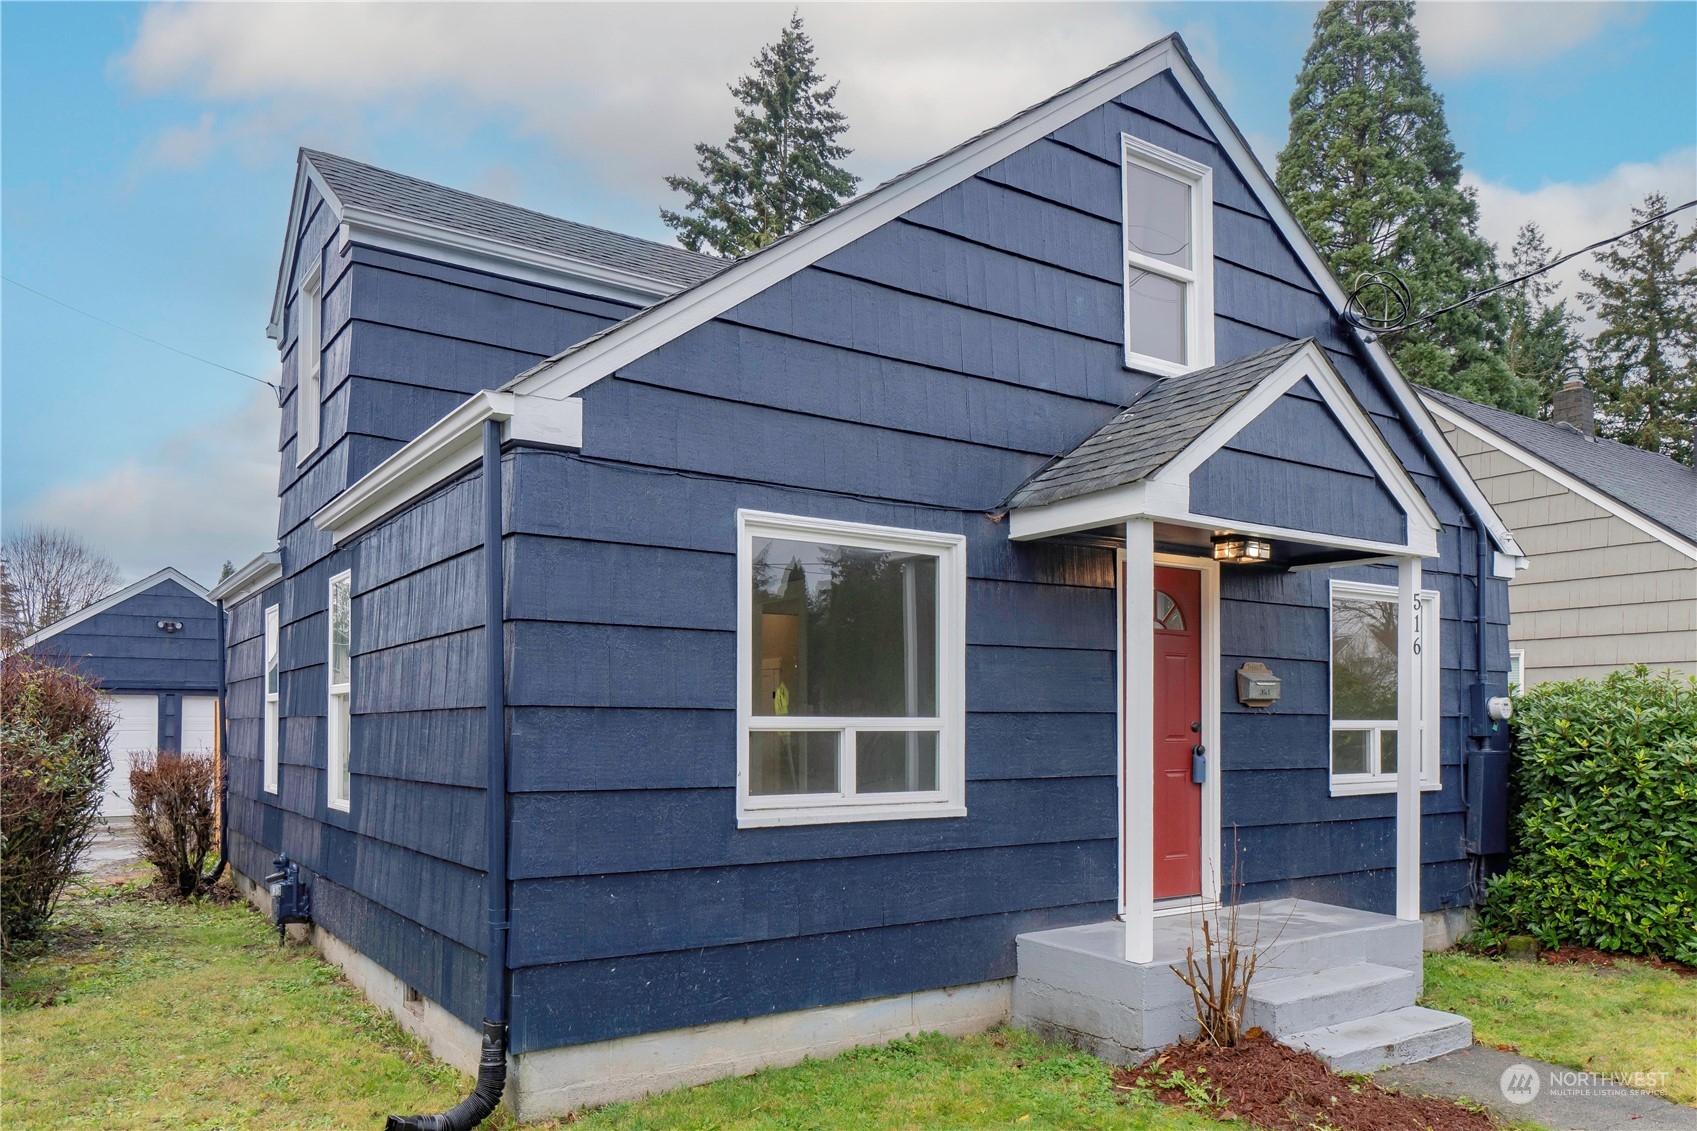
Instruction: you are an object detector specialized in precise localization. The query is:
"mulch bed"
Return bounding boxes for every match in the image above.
[1116,1033,1498,1131]
[1540,945,1697,978]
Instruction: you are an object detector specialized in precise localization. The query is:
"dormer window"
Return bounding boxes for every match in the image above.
[1121,136,1213,376]
[295,264,322,464]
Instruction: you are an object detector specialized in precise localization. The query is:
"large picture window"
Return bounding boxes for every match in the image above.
[327,570,351,812]
[263,604,280,795]
[1121,135,1214,377]
[1329,580,1440,796]
[737,512,966,826]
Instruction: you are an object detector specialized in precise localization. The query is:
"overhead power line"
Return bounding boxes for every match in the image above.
[2,274,282,400]
[1344,197,1697,336]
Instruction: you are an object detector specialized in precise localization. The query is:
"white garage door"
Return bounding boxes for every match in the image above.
[104,694,158,819]
[182,696,218,756]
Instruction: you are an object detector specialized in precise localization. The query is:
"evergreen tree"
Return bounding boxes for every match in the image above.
[662,13,858,257]
[1503,223,1583,415]
[1580,193,1697,465]
[1278,1,1534,412]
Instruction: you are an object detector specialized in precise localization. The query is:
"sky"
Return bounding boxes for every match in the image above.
[3,1,1694,588]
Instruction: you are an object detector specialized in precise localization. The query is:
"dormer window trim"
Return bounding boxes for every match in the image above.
[1120,134,1214,378]
[295,263,323,466]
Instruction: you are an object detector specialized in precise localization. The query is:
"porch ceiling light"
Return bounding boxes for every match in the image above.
[1212,534,1272,564]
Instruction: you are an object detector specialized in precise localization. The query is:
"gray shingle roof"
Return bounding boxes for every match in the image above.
[303,149,723,290]
[1007,339,1313,509]
[1426,388,1697,547]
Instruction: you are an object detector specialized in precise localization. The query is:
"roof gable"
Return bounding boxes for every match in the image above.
[14,567,210,652]
[1006,339,1439,558]
[495,34,1516,558]
[1424,389,1697,556]
[266,150,724,339]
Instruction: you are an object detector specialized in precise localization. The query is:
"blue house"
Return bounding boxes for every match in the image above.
[215,35,1522,1121]
[19,567,221,818]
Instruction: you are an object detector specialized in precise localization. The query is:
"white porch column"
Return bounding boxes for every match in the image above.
[1395,555,1422,921]
[1124,518,1156,963]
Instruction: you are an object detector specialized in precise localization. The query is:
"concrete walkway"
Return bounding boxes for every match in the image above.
[1377,1044,1697,1131]
[78,821,142,879]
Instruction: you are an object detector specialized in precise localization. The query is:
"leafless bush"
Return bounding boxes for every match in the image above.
[130,749,217,898]
[1170,842,1291,1047]
[1,656,112,948]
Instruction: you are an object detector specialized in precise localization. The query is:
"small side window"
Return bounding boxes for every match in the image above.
[295,264,322,464]
[326,571,351,811]
[1328,580,1440,796]
[263,605,280,795]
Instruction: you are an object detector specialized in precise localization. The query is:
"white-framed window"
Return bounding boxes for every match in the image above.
[1121,134,1214,377]
[295,263,322,465]
[263,604,280,795]
[326,570,351,812]
[1508,649,1526,695]
[736,511,967,827]
[1328,580,1441,796]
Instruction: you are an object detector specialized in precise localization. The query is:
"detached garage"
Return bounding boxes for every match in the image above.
[18,567,221,820]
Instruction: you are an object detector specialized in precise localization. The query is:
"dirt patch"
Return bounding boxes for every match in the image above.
[1116,1034,1498,1131]
[1541,945,1697,978]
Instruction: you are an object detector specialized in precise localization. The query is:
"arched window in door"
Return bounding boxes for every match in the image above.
[1154,591,1185,632]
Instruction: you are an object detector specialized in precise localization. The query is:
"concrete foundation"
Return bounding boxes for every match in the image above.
[1421,906,1477,951]
[232,869,1011,1120]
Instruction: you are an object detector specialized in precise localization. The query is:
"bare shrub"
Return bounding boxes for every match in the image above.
[130,750,217,898]
[1170,842,1291,1048]
[1,656,112,948]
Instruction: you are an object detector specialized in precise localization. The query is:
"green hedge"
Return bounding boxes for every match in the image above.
[1477,666,1697,964]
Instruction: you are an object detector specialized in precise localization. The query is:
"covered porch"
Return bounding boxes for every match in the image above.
[1001,339,1470,1070]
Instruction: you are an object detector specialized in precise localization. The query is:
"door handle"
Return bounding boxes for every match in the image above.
[1191,745,1207,784]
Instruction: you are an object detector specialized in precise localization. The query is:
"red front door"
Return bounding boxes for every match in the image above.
[1152,566,1203,899]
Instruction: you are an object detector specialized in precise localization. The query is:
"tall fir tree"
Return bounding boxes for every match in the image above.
[1580,193,1697,465]
[1277,1,1535,413]
[662,13,858,257]
[1503,223,1583,415]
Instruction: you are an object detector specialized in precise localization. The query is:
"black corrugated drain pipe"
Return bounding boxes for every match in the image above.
[387,419,510,1131]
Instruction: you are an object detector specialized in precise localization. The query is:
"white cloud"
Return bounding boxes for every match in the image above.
[146,110,218,170]
[118,2,1165,190]
[1467,148,1697,323]
[1413,1,1645,76]
[18,388,280,587]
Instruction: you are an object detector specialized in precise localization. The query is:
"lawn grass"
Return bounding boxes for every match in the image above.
[1422,951,1697,1106]
[1,877,1235,1130]
[570,1029,1229,1130]
[2,876,473,1130]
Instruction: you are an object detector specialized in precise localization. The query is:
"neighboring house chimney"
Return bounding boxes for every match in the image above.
[1551,378,1595,437]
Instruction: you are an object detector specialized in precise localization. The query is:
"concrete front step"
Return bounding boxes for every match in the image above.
[1244,962,1418,1037]
[1286,1006,1473,1074]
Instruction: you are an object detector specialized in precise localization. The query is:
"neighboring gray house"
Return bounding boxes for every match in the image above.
[1425,382,1697,687]
[17,567,221,818]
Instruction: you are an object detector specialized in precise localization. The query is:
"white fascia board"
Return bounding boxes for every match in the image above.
[14,567,212,651]
[1423,395,1697,564]
[336,207,679,308]
[312,390,583,544]
[206,551,283,605]
[507,38,1186,401]
[1157,57,1523,560]
[1009,480,1182,541]
[1153,340,1442,538]
[268,158,344,341]
[1493,551,1526,579]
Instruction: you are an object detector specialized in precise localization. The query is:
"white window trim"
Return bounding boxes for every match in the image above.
[1508,649,1526,696]
[326,570,351,812]
[1328,580,1442,797]
[736,511,967,828]
[1120,134,1215,378]
[296,263,323,466]
[263,604,280,795]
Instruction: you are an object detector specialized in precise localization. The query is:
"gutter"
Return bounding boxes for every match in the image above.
[386,419,511,1130]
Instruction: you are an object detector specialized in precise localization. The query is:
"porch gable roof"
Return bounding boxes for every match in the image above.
[1006,338,1442,559]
